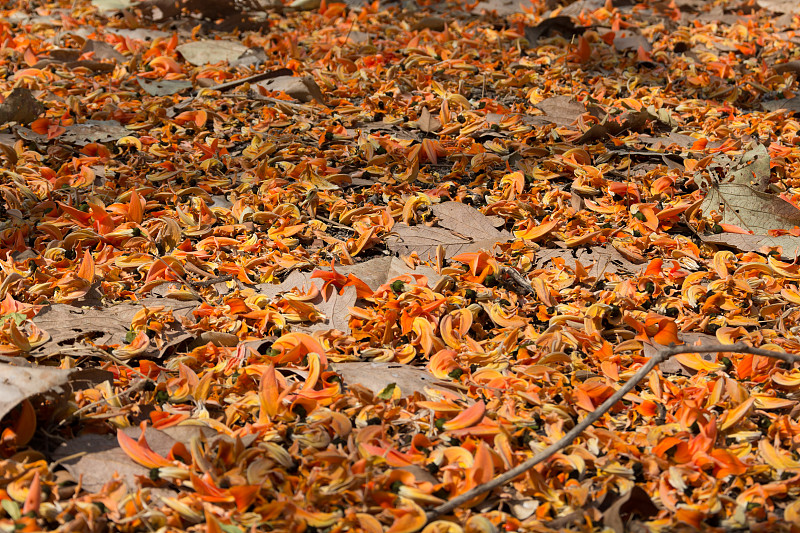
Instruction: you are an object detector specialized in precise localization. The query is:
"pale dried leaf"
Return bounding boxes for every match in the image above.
[386,225,502,261]
[60,120,130,145]
[0,88,44,126]
[81,39,125,61]
[613,32,651,52]
[0,364,73,420]
[31,299,196,359]
[602,486,658,533]
[763,96,800,114]
[138,78,193,97]
[332,362,460,398]
[534,96,586,127]
[177,40,250,66]
[697,145,800,235]
[417,107,441,133]
[52,425,214,494]
[644,332,717,375]
[335,256,443,291]
[255,75,326,104]
[430,201,511,242]
[535,246,643,276]
[757,0,800,13]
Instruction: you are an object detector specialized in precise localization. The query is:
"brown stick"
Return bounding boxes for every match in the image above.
[424,341,800,522]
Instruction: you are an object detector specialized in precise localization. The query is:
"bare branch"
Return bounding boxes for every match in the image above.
[425,341,800,522]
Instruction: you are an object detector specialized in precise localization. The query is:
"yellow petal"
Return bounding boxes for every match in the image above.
[720,397,755,431]
[759,440,800,473]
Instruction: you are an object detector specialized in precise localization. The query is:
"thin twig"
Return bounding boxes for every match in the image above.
[316,215,356,232]
[140,251,205,302]
[58,378,150,427]
[249,94,316,112]
[174,69,294,110]
[191,274,234,288]
[499,267,535,296]
[424,341,800,522]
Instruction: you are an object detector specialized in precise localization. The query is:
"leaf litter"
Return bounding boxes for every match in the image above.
[2,0,800,531]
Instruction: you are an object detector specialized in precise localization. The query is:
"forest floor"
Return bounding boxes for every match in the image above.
[1,0,800,531]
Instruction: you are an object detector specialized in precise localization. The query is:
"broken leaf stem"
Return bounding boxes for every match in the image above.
[425,341,800,522]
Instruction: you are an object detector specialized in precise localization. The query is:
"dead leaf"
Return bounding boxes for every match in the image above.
[59,120,131,145]
[525,16,585,43]
[637,132,697,150]
[256,270,314,299]
[335,256,443,291]
[138,78,193,97]
[105,27,171,41]
[602,486,658,533]
[258,271,356,333]
[535,246,643,276]
[774,61,800,75]
[91,0,133,12]
[471,0,526,15]
[575,110,650,144]
[417,108,441,133]
[52,425,214,494]
[387,225,504,261]
[254,75,327,104]
[81,40,126,62]
[757,0,800,13]
[431,201,511,242]
[176,40,250,66]
[0,364,73,421]
[613,32,652,52]
[68,368,114,390]
[303,284,357,334]
[0,88,44,126]
[31,299,196,360]
[290,0,320,10]
[534,96,586,127]
[696,144,800,239]
[332,362,461,398]
[386,202,511,260]
[763,96,800,114]
[412,16,446,31]
[700,233,800,256]
[559,0,605,17]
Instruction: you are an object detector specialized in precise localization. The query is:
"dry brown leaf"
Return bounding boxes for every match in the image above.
[524,16,584,43]
[613,32,652,52]
[535,246,643,276]
[53,425,215,494]
[31,299,196,359]
[696,145,800,238]
[0,88,44,126]
[644,332,717,376]
[138,78,193,97]
[430,201,511,242]
[700,233,800,256]
[534,96,586,127]
[0,364,73,421]
[177,40,251,66]
[602,486,658,533]
[757,0,800,13]
[763,96,800,114]
[335,256,443,291]
[332,362,462,398]
[255,75,327,104]
[417,107,441,133]
[386,225,502,261]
